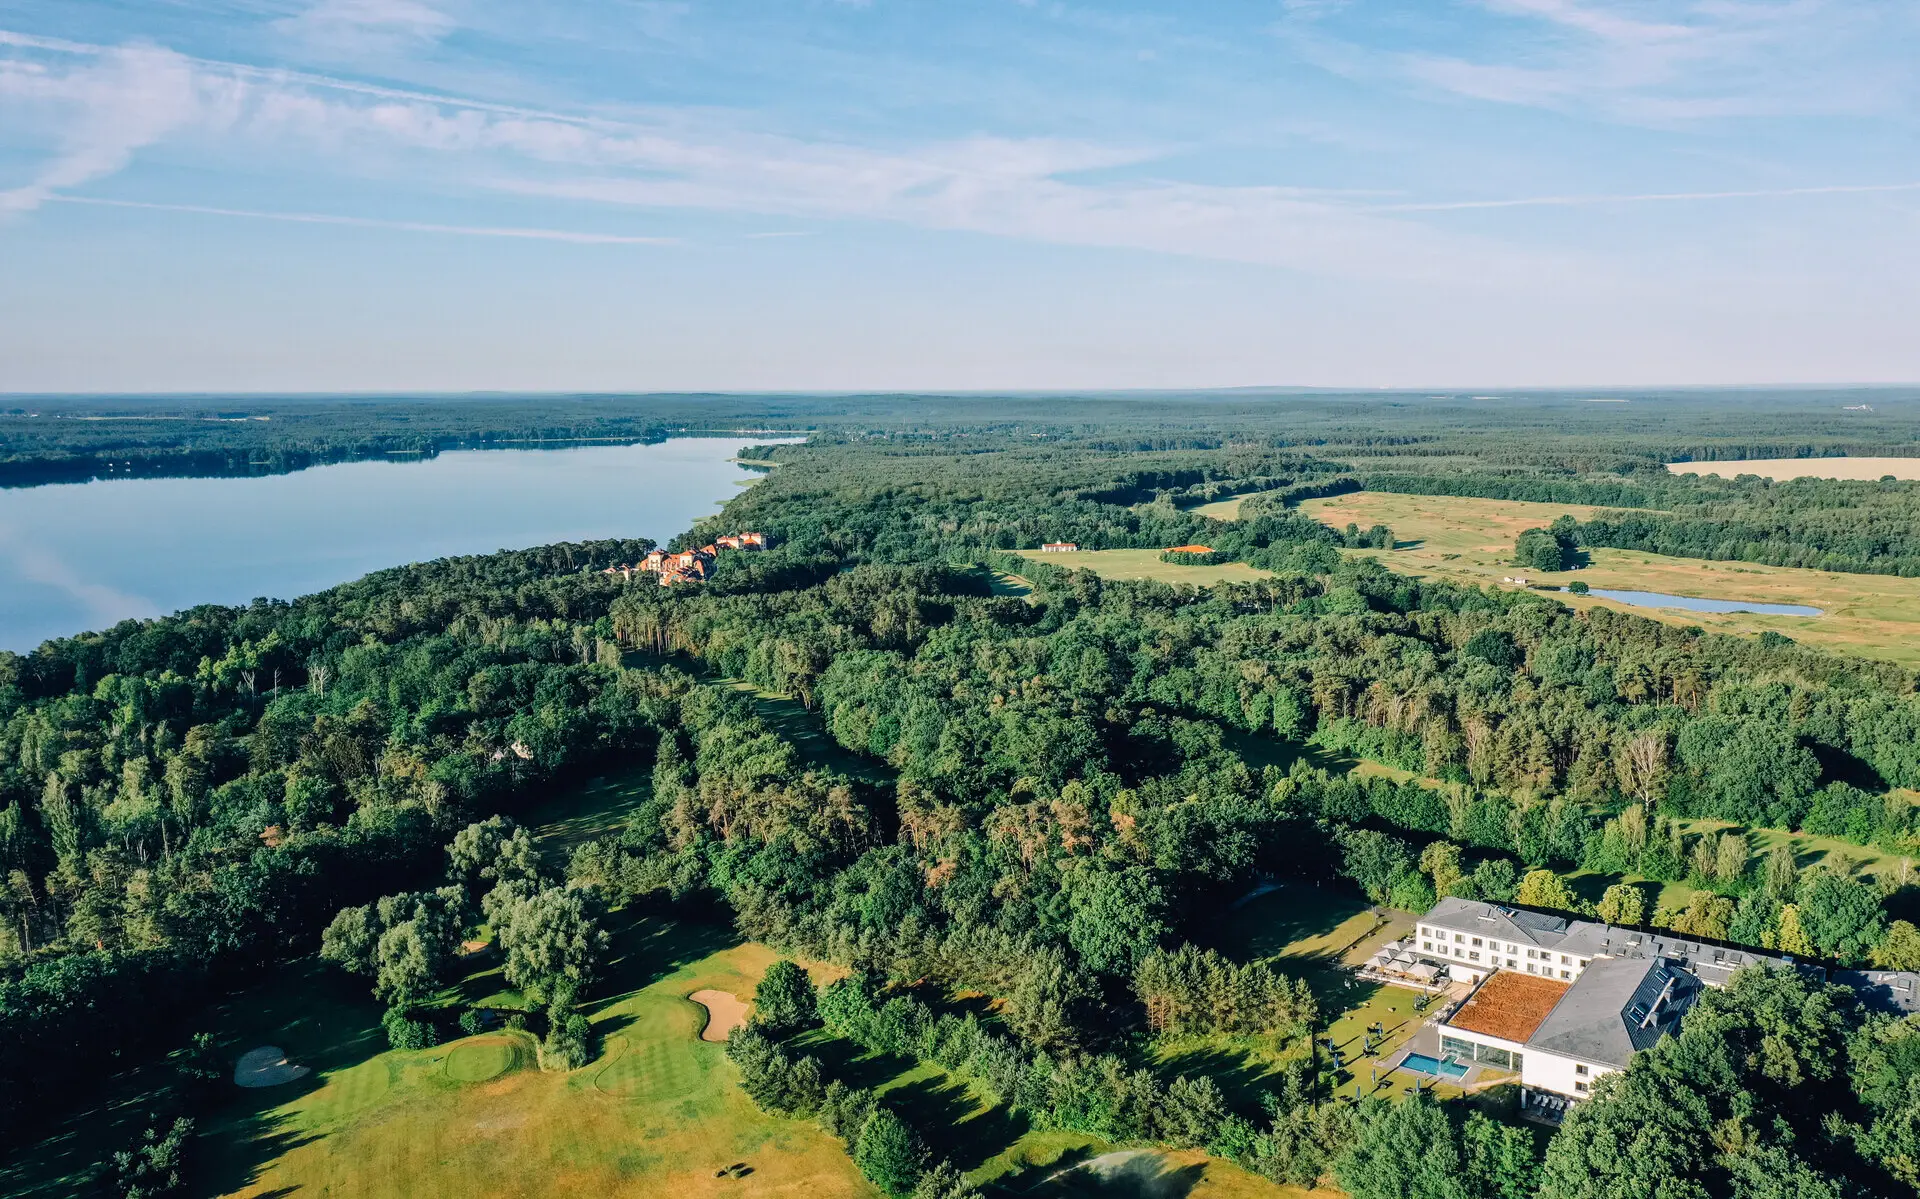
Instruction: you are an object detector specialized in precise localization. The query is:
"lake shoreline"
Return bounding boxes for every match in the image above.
[0,438,796,653]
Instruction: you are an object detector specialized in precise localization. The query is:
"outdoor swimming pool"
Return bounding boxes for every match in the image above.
[1401,1052,1471,1080]
[1585,588,1823,617]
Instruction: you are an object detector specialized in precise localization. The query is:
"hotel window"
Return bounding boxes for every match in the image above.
[1422,941,1433,952]
[1575,1064,1588,1076]
[1526,964,1537,974]
[1506,958,1517,968]
[1471,937,1483,947]
[1560,954,1571,964]
[1525,949,1536,959]
[1574,1081,1589,1094]
[1454,933,1464,943]
[1469,952,1481,962]
[1560,969,1572,979]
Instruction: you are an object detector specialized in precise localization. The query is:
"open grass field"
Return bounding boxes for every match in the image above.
[1013,548,1276,587]
[1292,492,1920,665]
[1668,456,1920,481]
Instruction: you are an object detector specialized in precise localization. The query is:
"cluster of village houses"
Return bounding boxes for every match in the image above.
[602,531,769,586]
[1368,897,1920,1123]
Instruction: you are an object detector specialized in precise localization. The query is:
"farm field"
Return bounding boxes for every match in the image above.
[1292,492,1920,665]
[1014,547,1276,586]
[1667,456,1920,481]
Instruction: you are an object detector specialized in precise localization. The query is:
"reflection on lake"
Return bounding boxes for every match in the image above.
[0,438,788,652]
[1586,588,1822,617]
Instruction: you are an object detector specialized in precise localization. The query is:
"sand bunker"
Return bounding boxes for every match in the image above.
[689,990,750,1042]
[234,1046,310,1088]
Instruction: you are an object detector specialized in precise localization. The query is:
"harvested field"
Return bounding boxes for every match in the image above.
[1668,456,1920,481]
[689,989,750,1042]
[1446,972,1569,1043]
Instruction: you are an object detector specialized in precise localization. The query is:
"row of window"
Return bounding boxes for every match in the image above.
[1418,938,1577,979]
[1417,927,1588,971]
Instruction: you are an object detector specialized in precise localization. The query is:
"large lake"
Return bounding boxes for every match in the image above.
[0,438,785,652]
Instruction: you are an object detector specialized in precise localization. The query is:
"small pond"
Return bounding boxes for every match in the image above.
[1582,588,1822,617]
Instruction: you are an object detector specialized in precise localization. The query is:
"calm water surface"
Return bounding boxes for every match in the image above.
[1586,588,1823,617]
[0,438,786,652]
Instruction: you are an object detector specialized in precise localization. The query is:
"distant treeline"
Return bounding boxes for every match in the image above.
[10,388,1920,486]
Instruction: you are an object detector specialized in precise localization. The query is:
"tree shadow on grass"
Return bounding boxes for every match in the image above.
[192,961,387,1198]
[787,1033,919,1092]
[592,914,741,1008]
[992,1150,1205,1198]
[1151,1044,1285,1112]
[879,1074,1029,1173]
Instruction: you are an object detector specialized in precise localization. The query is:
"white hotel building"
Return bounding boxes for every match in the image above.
[1401,897,1795,1117]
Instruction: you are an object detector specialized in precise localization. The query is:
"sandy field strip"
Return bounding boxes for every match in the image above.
[1667,457,1920,481]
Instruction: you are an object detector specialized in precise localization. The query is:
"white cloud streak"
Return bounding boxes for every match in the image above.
[0,43,201,215]
[1373,181,1920,212]
[273,0,457,56]
[0,28,1545,282]
[1283,0,1919,124]
[49,195,679,243]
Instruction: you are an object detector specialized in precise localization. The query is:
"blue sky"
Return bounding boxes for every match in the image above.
[2,1,1918,390]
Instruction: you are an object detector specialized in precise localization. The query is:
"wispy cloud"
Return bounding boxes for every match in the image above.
[273,0,457,57]
[0,30,1544,283]
[0,43,200,215]
[1373,181,1920,212]
[51,195,678,244]
[1281,0,1919,124]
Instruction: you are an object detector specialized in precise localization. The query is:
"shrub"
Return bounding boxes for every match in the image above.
[382,1006,437,1051]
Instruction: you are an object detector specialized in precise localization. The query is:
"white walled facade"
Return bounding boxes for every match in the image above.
[1413,922,1591,983]
[1522,1047,1616,1100]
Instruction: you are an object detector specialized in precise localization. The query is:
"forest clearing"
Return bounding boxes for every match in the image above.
[1012,548,1277,587]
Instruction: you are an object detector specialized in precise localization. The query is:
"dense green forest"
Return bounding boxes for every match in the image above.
[5,412,1920,1196]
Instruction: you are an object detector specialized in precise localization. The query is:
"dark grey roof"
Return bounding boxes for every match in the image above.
[1526,956,1700,1068]
[1835,969,1920,1015]
[1420,897,1571,949]
[1418,899,1800,976]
